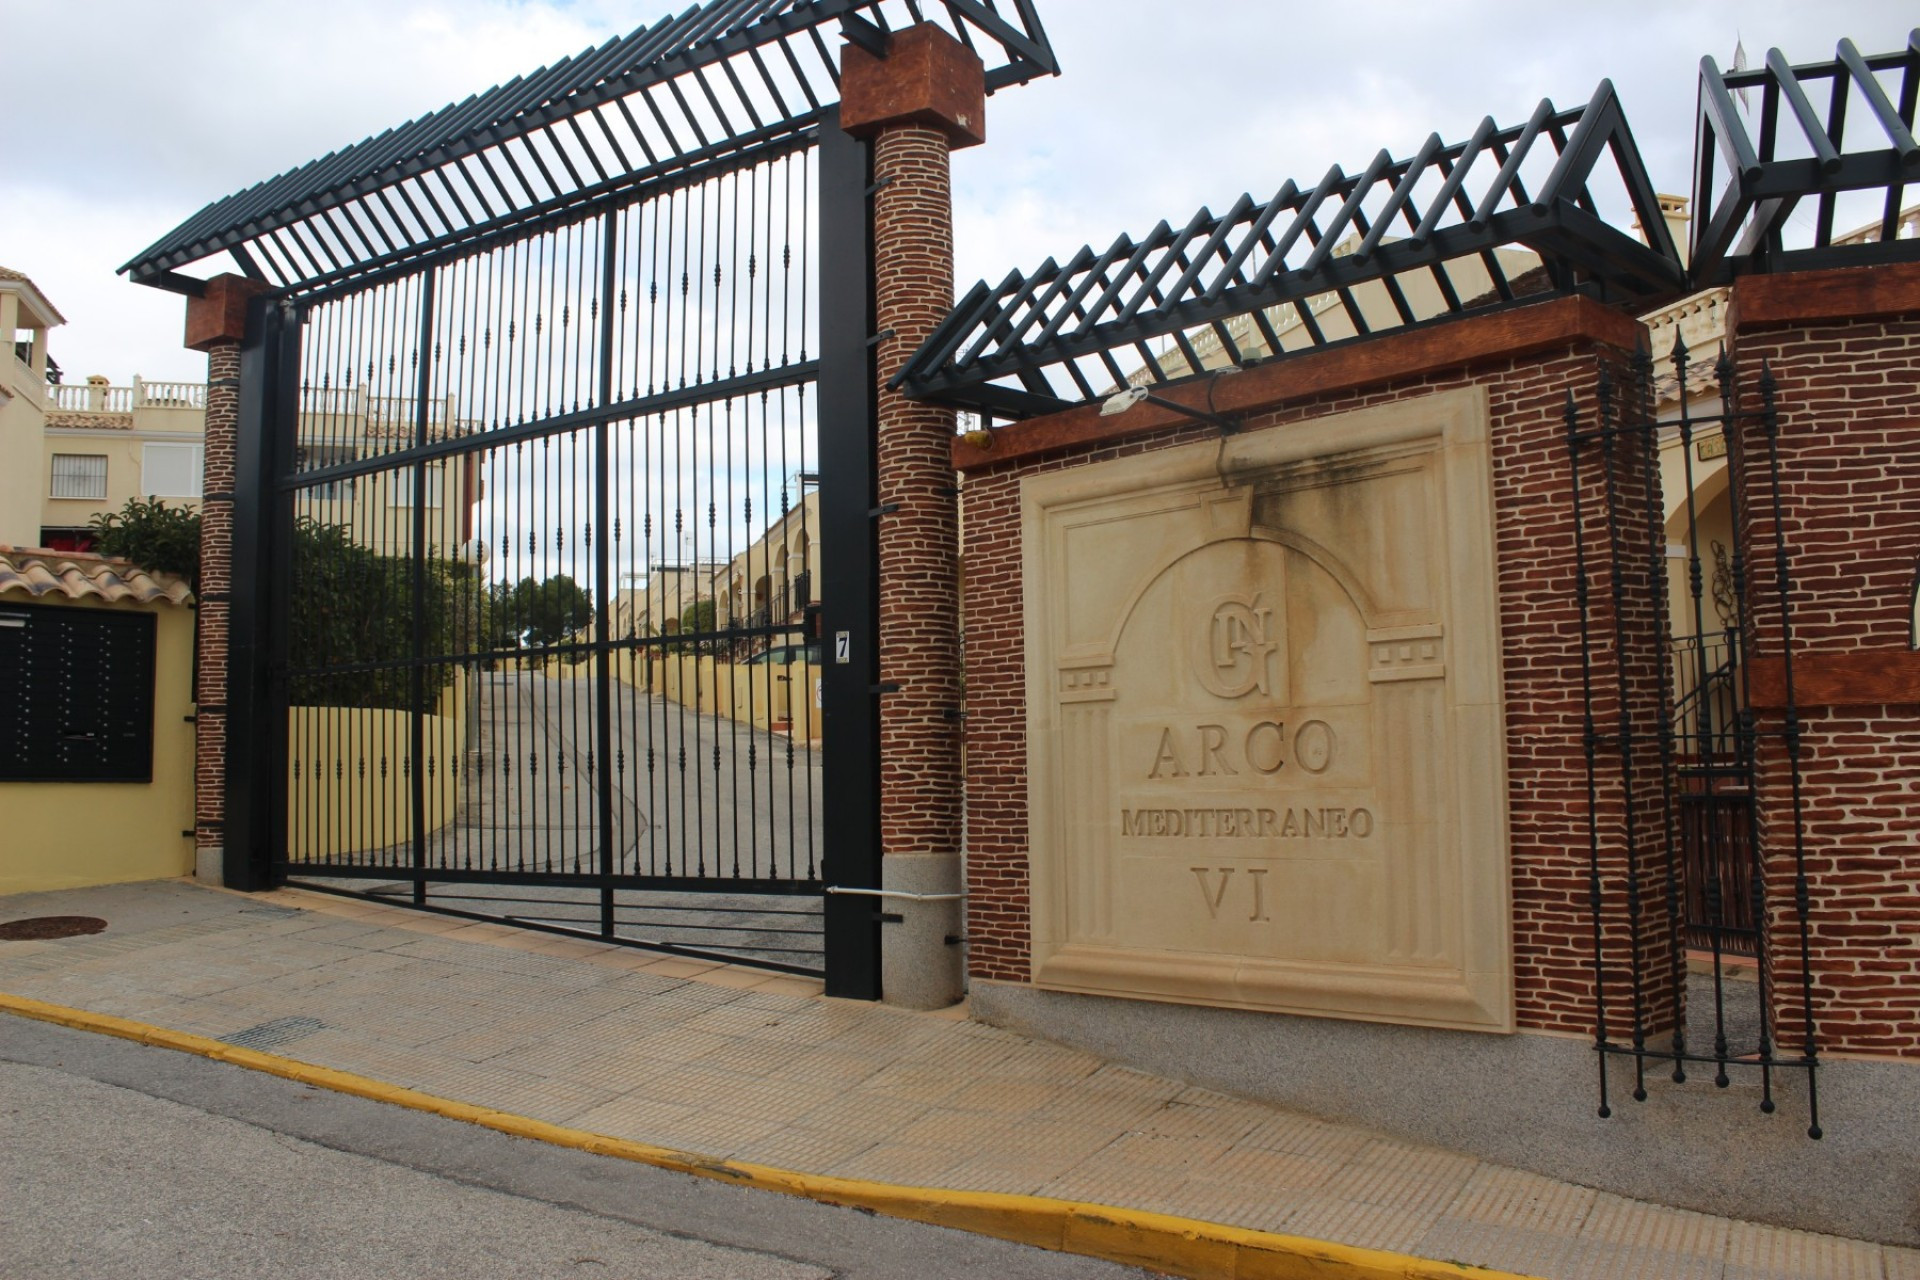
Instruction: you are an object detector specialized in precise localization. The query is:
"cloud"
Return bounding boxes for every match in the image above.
[3,0,1913,381]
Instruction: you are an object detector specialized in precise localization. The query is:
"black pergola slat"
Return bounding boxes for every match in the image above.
[124,0,1057,295]
[895,80,1685,419]
[1692,31,1920,283]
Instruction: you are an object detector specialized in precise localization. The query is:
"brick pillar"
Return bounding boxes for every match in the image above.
[184,275,270,886]
[1574,362,1685,1053]
[1728,263,1920,1060]
[841,26,985,1007]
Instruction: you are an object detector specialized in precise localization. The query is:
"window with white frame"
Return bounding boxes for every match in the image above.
[49,454,108,500]
[141,443,204,498]
[388,464,444,508]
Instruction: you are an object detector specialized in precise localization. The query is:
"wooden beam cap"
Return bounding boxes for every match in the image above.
[839,24,986,150]
[185,275,273,353]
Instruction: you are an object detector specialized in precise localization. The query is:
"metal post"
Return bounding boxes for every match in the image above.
[225,293,293,891]
[818,108,883,1000]
[596,209,619,938]
[410,271,436,906]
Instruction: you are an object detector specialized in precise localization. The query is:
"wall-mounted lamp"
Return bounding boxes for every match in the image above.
[1097,366,1245,434]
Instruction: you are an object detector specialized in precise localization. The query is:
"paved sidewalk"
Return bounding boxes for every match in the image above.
[2,880,1912,1280]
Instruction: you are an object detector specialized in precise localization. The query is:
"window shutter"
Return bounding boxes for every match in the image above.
[50,454,109,499]
[141,443,204,498]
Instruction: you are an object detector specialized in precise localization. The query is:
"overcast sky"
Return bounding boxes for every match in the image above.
[1,0,1910,384]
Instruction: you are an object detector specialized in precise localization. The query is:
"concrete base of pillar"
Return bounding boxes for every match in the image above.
[880,854,963,1010]
[193,846,224,888]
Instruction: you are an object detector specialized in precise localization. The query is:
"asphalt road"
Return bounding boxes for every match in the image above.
[1,1016,1155,1280]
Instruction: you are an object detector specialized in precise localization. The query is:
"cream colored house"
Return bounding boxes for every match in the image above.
[589,480,819,650]
[0,267,64,548]
[29,379,478,558]
[607,559,725,640]
[712,481,819,640]
[287,388,479,560]
[38,376,210,547]
[0,266,477,562]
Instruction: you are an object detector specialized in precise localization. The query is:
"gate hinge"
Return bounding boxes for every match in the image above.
[867,328,895,348]
[871,682,901,695]
[868,503,899,519]
[942,707,966,723]
[866,174,896,197]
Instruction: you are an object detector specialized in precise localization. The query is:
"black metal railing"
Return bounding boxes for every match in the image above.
[898,79,1682,419]
[122,0,1057,298]
[1692,30,1920,282]
[1671,628,1741,761]
[270,126,836,973]
[1567,334,1821,1137]
[1669,628,1756,954]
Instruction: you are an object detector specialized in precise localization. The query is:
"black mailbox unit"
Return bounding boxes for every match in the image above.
[0,603,158,783]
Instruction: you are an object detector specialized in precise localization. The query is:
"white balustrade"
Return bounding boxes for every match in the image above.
[48,379,209,413]
[300,386,362,416]
[135,379,207,409]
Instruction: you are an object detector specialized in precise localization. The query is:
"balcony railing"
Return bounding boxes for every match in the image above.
[138,380,207,408]
[1832,202,1920,248]
[48,378,208,413]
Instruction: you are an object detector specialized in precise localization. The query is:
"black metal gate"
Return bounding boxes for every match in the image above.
[1567,342,1821,1136]
[120,2,1057,997]
[265,141,856,975]
[225,119,880,988]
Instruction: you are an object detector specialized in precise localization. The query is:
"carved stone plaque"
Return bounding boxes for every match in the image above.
[1022,387,1512,1031]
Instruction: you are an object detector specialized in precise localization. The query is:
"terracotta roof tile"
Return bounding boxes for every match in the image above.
[0,265,28,282]
[0,546,193,607]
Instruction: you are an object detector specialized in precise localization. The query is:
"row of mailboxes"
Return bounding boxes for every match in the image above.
[0,602,157,784]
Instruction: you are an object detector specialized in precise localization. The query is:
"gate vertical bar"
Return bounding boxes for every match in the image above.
[411,271,436,905]
[1753,363,1823,1139]
[1565,389,1613,1118]
[227,291,291,892]
[266,304,300,887]
[596,208,620,938]
[818,107,882,1000]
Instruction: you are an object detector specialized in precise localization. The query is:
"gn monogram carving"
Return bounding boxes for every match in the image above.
[1196,594,1277,699]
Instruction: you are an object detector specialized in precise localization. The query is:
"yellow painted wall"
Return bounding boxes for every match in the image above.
[639,652,820,742]
[284,672,467,862]
[0,594,195,894]
[40,404,208,533]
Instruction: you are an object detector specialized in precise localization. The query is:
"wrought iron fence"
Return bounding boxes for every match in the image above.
[275,138,831,972]
[1567,338,1820,1137]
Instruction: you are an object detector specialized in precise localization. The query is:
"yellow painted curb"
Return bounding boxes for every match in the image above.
[2,991,1537,1280]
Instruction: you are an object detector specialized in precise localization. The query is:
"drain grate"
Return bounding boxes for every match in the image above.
[0,916,107,941]
[223,1016,328,1050]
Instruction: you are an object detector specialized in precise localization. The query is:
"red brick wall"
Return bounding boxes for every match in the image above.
[195,340,240,862]
[1731,311,1920,1058]
[958,324,1679,1038]
[872,124,964,862]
